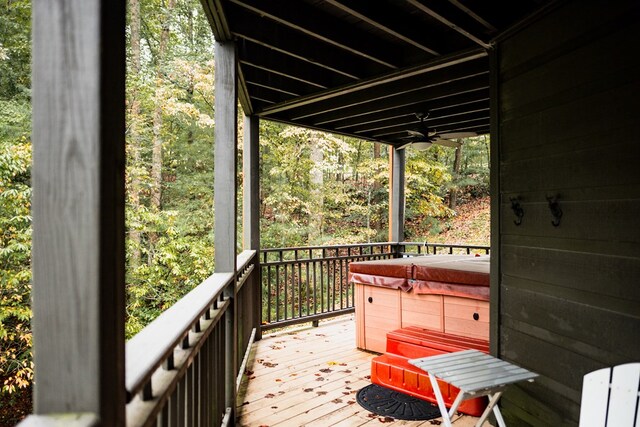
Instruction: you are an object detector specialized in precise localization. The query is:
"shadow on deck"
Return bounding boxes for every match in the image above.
[237,316,483,426]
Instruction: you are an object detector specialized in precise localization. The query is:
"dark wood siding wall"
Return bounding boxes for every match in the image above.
[495,1,640,425]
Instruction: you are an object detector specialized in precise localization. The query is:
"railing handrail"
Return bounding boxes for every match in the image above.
[125,250,257,399]
[261,241,490,254]
[261,242,394,253]
[125,271,232,398]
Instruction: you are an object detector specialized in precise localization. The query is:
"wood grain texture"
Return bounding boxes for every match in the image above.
[31,0,126,424]
[390,148,405,242]
[237,317,481,427]
[496,1,640,424]
[214,40,238,274]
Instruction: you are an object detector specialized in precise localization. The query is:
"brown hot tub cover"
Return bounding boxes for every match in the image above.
[349,254,490,301]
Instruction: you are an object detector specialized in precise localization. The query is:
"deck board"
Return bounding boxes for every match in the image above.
[237,316,484,426]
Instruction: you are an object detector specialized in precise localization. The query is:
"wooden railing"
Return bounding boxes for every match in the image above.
[260,242,489,330]
[260,243,395,330]
[399,241,490,256]
[125,250,258,426]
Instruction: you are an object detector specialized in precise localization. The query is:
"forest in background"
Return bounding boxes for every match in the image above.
[0,0,489,423]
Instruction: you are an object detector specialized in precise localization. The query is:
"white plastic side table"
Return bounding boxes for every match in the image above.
[409,349,538,427]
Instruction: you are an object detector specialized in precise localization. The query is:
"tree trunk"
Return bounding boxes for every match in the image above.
[309,140,324,243]
[149,0,176,263]
[128,0,142,266]
[449,143,462,210]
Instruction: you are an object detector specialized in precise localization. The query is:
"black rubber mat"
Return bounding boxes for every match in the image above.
[356,383,441,421]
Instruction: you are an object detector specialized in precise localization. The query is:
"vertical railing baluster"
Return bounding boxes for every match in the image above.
[310,249,315,315]
[296,250,301,319]
[284,261,288,320]
[306,250,311,317]
[177,376,186,427]
[275,260,280,322]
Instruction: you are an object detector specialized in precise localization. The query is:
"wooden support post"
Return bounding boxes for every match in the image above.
[31,0,126,425]
[489,46,501,357]
[243,114,262,341]
[389,147,405,255]
[214,40,238,424]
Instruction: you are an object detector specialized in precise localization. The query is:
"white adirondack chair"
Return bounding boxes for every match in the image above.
[579,363,640,426]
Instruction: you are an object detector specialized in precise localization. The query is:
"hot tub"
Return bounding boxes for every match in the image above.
[349,255,490,353]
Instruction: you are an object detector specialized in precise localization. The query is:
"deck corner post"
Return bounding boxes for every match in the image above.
[214,39,239,424]
[243,114,262,341]
[31,0,127,424]
[389,147,406,254]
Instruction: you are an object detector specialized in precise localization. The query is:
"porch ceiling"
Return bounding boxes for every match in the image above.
[201,0,551,147]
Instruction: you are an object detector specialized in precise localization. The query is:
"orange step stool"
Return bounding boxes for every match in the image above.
[370,326,489,417]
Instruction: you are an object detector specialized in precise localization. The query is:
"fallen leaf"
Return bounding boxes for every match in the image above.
[241,401,250,406]
[271,406,278,409]
[339,363,347,366]
[262,362,278,368]
[342,392,350,395]
[289,373,298,377]
[319,368,333,373]
[327,361,338,365]
[345,387,351,390]
[316,377,325,381]
[429,421,442,425]
[264,393,275,399]
[342,369,352,374]
[249,376,256,380]
[303,388,314,393]
[332,398,343,404]
[316,391,328,396]
[379,416,394,423]
[275,379,282,382]
[364,375,371,379]
[245,370,254,375]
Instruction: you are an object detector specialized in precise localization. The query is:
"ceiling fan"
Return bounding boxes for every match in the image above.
[396,112,476,150]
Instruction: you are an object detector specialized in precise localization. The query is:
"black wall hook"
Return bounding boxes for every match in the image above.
[547,195,563,227]
[510,197,524,226]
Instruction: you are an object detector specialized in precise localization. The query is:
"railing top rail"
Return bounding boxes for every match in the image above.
[261,242,396,252]
[261,241,490,253]
[401,242,490,250]
[237,249,257,270]
[125,271,233,398]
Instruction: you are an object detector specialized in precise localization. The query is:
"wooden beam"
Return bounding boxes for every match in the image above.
[214,40,238,421]
[239,41,345,89]
[228,4,386,80]
[330,89,489,129]
[370,111,490,139]
[229,0,400,69]
[304,73,489,126]
[348,100,489,134]
[242,67,321,98]
[259,49,487,117]
[390,148,405,242]
[447,0,497,32]
[288,57,488,120]
[31,0,126,424]
[325,0,442,55]
[243,115,260,252]
[489,46,501,358]
[407,0,492,49]
[243,115,262,341]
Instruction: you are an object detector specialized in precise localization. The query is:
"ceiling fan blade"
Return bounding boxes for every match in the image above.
[406,130,425,138]
[438,132,477,139]
[432,138,462,148]
[396,141,413,150]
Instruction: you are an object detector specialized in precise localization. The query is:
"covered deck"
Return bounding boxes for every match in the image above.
[24,0,639,426]
[239,316,480,427]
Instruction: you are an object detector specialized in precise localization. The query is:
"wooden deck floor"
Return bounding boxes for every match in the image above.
[237,316,483,426]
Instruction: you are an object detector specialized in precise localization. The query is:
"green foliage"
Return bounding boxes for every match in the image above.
[0,130,33,396]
